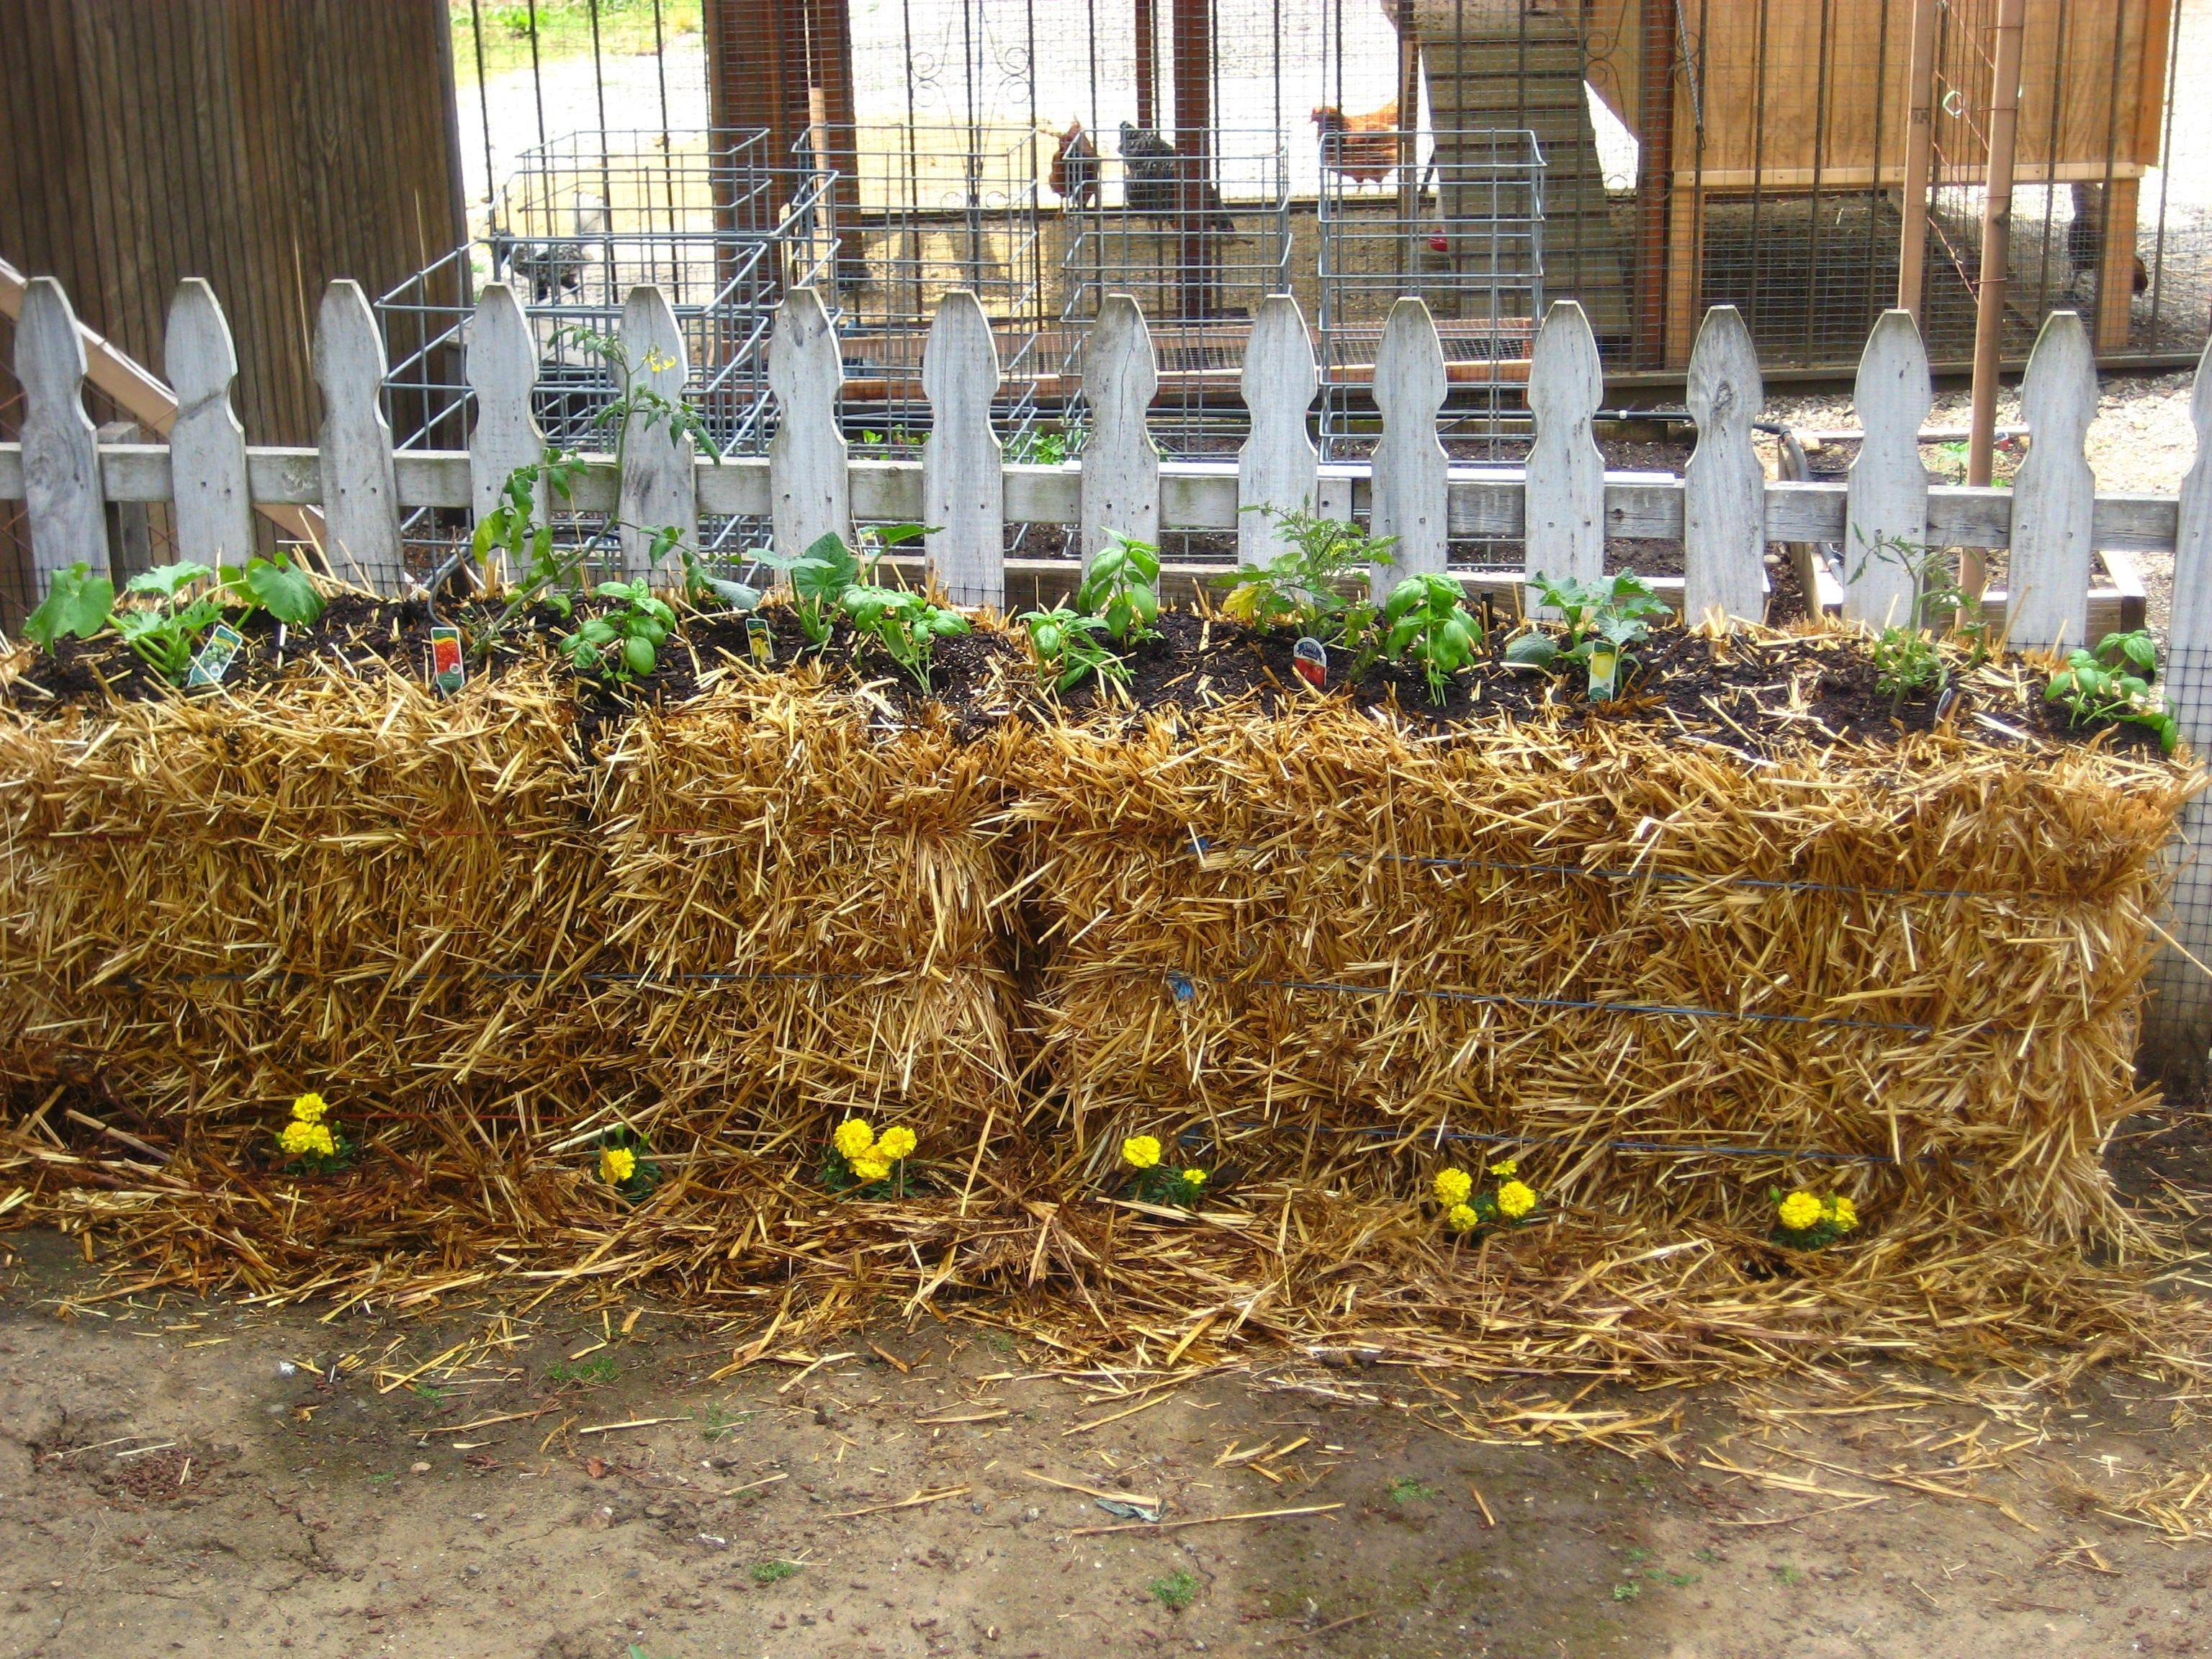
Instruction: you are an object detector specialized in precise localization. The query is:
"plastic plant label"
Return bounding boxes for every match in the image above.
[184,622,246,688]
[431,625,465,694]
[746,617,775,666]
[1292,635,1328,690]
[1588,644,1619,703]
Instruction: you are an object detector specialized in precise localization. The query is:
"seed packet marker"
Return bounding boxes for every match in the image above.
[430,625,465,694]
[1292,636,1328,690]
[184,621,245,688]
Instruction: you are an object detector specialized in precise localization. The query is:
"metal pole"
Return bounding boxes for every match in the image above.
[1965,0,2026,602]
[1895,0,1937,321]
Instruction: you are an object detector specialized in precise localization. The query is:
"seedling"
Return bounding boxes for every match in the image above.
[1385,1476,1438,1504]
[562,579,678,683]
[701,1405,753,1441]
[220,553,325,627]
[1019,606,1128,693]
[840,583,969,691]
[110,563,230,684]
[754,525,930,646]
[1214,508,1394,655]
[752,1560,802,1586]
[1845,534,1990,713]
[1076,530,1163,643]
[2047,629,2178,752]
[1382,572,1482,703]
[1148,1568,1200,1611]
[1505,571,1671,688]
[544,1353,621,1385]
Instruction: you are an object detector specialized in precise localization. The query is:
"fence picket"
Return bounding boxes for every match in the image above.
[1843,308,1933,628]
[467,282,544,545]
[768,286,850,560]
[1524,300,1605,607]
[164,279,254,570]
[15,275,107,591]
[2006,310,2100,655]
[921,290,1004,606]
[1236,292,1318,566]
[618,284,695,579]
[314,280,405,595]
[2141,335,2212,1084]
[1683,305,1766,626]
[1079,295,1160,565]
[1370,297,1448,596]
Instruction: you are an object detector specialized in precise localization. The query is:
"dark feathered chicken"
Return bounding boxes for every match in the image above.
[1118,122,1236,234]
[2067,181,2149,300]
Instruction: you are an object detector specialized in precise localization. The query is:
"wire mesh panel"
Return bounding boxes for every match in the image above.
[811,123,1048,451]
[1056,125,1292,458]
[1316,126,1543,459]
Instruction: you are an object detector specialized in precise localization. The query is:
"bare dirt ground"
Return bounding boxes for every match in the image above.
[5,1098,2211,1659]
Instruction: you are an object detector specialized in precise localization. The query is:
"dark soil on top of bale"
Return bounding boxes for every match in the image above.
[0,589,2172,762]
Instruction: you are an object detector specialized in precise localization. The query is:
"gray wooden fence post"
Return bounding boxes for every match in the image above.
[1078,295,1159,565]
[1369,296,1448,598]
[2140,335,2212,1086]
[165,279,256,570]
[467,282,545,558]
[15,276,107,592]
[2006,310,2099,655]
[314,280,406,595]
[920,290,1005,607]
[1843,308,1933,628]
[768,287,850,559]
[1683,305,1766,628]
[617,284,696,580]
[1524,299,1606,609]
[1236,292,1318,566]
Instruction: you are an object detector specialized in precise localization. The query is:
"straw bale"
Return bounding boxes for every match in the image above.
[0,665,594,1115]
[1013,701,2195,1241]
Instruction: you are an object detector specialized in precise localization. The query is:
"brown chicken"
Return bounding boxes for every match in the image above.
[1313,102,1401,185]
[1048,120,1100,210]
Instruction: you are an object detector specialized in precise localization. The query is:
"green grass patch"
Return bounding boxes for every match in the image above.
[1148,1568,1200,1611]
[453,0,704,86]
[752,1560,801,1586]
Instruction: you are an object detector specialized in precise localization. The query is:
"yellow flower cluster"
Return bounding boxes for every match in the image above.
[834,1117,917,1184]
[1431,1166,1473,1207]
[1122,1135,1163,1170]
[1181,1168,1207,1188]
[1488,1157,1518,1178]
[1496,1179,1537,1220]
[291,1092,328,1125]
[1777,1190,1858,1235]
[601,1145,637,1185]
[278,1118,335,1159]
[1446,1202,1479,1232]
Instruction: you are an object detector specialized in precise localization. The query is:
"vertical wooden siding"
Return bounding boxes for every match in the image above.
[0,0,465,624]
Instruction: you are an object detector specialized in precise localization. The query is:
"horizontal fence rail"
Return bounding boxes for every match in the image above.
[6,271,2212,1076]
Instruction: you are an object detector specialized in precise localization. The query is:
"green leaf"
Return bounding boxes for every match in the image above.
[127,562,215,600]
[703,578,760,611]
[241,555,325,626]
[621,634,657,677]
[23,564,115,649]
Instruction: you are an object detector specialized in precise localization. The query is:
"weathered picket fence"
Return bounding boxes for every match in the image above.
[4,271,2212,1077]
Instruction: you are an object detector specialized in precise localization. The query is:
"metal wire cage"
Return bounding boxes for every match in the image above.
[1316,126,1544,460]
[804,122,1050,453]
[1055,125,1293,459]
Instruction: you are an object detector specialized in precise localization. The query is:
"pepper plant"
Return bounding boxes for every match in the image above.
[1505,571,1671,678]
[1213,508,1395,655]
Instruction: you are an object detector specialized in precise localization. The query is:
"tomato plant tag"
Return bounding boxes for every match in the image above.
[184,621,246,688]
[1292,636,1328,690]
[431,625,465,694]
[745,617,775,666]
[1588,644,1619,702]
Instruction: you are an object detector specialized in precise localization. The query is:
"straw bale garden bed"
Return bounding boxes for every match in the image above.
[0,531,2200,1382]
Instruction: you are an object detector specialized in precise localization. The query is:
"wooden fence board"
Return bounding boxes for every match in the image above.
[2008,311,2101,655]
[1683,305,1766,626]
[768,287,850,562]
[1236,293,1320,567]
[1843,308,1933,628]
[1524,299,1606,606]
[164,279,256,571]
[15,275,107,590]
[921,290,1005,607]
[1078,296,1160,565]
[1370,296,1449,596]
[313,280,404,595]
[618,284,696,580]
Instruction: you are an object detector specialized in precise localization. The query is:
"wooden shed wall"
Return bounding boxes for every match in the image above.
[0,0,465,621]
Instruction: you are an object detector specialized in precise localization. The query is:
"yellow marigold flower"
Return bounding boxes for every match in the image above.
[1121,1135,1162,1170]
[600,1145,637,1185]
[1180,1168,1207,1187]
[1446,1202,1479,1231]
[832,1118,876,1161]
[1827,1195,1859,1233]
[876,1125,917,1161]
[290,1092,328,1125]
[279,1120,331,1158]
[1431,1166,1473,1208]
[851,1156,891,1184]
[1496,1180,1537,1220]
[1777,1190,1825,1232]
[1487,1157,1519,1178]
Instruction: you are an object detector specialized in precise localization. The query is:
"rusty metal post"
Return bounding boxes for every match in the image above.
[1965,0,2027,599]
[1896,0,1938,322]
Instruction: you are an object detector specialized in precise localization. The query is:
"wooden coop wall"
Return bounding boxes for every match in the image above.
[0,0,467,625]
